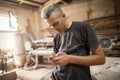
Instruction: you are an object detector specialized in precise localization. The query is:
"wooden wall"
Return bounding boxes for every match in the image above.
[0,0,119,40]
[40,0,117,38]
[0,3,43,40]
[62,0,115,21]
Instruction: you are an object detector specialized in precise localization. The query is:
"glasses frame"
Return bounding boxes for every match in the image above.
[49,17,61,28]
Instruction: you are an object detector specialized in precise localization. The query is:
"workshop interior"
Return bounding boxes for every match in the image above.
[0,0,120,80]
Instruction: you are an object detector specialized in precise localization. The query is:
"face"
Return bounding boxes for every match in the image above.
[45,14,66,34]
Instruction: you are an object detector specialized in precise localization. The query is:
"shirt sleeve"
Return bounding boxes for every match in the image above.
[81,22,99,49]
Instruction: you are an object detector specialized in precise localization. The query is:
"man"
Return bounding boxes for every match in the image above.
[41,3,106,80]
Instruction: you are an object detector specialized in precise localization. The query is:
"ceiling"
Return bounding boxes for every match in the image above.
[0,0,94,8]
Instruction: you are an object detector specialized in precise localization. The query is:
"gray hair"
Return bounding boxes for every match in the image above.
[41,4,63,19]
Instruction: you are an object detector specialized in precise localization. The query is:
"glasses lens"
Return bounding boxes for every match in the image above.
[52,21,59,27]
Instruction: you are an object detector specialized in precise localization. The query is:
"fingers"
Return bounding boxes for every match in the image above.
[52,52,56,56]
[55,52,65,57]
[49,52,64,62]
[49,52,68,66]
[48,52,56,62]
[52,56,62,66]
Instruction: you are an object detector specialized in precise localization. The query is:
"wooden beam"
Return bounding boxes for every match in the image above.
[0,0,36,9]
[18,0,42,7]
[38,0,62,11]
[44,0,62,7]
[61,0,69,6]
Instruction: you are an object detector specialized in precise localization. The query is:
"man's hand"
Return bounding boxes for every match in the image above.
[51,52,70,66]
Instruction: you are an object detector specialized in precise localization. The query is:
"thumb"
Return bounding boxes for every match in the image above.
[55,52,65,56]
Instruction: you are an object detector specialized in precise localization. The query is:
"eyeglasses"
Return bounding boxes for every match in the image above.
[49,18,61,28]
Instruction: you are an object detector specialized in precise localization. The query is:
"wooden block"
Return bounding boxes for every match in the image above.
[0,71,17,80]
